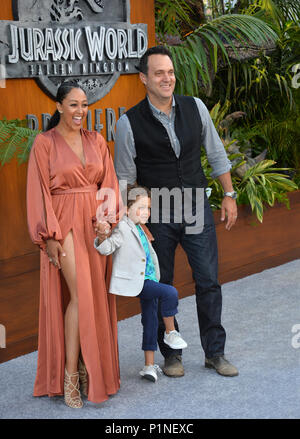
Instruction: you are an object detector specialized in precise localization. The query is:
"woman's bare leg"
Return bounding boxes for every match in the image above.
[60,231,80,379]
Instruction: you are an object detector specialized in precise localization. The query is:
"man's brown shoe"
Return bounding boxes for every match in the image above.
[205,355,238,377]
[163,355,184,377]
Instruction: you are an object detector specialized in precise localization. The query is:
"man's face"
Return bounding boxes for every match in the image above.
[140,54,176,102]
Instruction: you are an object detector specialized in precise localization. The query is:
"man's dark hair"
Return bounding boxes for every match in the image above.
[137,45,173,75]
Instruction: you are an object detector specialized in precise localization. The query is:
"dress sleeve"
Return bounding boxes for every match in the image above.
[26,134,62,250]
[94,133,125,226]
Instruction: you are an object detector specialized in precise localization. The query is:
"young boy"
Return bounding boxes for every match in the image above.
[94,184,187,382]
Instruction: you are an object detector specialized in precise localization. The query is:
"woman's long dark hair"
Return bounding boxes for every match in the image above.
[46,81,86,131]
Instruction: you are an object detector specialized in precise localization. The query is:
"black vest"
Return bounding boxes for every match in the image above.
[126,95,207,190]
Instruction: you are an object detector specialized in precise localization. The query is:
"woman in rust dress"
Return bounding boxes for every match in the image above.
[26,81,122,408]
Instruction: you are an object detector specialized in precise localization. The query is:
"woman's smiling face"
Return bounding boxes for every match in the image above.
[57,87,88,131]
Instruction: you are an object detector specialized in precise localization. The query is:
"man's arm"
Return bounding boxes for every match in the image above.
[217,172,237,231]
[194,98,237,230]
[114,114,137,185]
[194,97,232,178]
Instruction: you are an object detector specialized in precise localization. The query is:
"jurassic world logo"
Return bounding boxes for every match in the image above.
[0,0,148,103]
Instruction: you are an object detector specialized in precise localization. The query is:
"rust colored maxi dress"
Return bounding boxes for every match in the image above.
[26,128,122,404]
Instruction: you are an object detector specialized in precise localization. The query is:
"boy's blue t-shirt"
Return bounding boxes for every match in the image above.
[136,224,158,282]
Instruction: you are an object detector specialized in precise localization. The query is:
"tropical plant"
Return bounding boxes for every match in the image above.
[200,0,300,186]
[155,0,196,36]
[203,102,298,221]
[205,152,298,222]
[231,98,300,170]
[235,160,298,222]
[212,0,300,119]
[0,119,39,166]
[155,0,278,96]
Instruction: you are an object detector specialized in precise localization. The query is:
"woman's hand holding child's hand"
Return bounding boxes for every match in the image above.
[95,221,111,243]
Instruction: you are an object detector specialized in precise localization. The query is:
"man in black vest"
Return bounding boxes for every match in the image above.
[114,46,238,378]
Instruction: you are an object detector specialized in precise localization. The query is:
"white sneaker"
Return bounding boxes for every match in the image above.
[139,364,162,382]
[164,330,188,349]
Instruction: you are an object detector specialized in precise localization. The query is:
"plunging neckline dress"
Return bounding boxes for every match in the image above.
[26,128,121,403]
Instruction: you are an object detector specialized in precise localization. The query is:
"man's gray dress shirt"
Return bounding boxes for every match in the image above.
[114,96,231,184]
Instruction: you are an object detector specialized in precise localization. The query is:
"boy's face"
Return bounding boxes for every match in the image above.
[127,196,151,225]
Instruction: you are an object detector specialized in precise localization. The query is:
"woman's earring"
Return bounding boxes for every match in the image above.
[58,110,63,114]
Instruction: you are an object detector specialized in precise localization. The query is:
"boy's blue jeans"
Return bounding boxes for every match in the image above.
[138,280,178,351]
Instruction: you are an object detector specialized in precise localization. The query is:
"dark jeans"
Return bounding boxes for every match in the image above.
[147,193,226,359]
[138,280,179,351]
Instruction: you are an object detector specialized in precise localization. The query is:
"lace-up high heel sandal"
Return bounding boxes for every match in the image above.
[78,357,88,397]
[64,368,83,408]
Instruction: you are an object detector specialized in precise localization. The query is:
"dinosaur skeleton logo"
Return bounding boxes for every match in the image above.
[0,0,148,103]
[49,0,104,22]
[49,1,84,22]
[86,0,104,13]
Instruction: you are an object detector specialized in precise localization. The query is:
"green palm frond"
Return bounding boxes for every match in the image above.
[16,128,39,163]
[203,152,298,222]
[245,0,284,25]
[238,160,298,222]
[155,0,195,37]
[166,13,278,95]
[277,0,300,22]
[259,0,300,24]
[209,101,226,128]
[0,119,39,166]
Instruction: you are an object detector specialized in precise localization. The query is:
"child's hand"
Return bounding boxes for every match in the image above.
[95,221,111,242]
